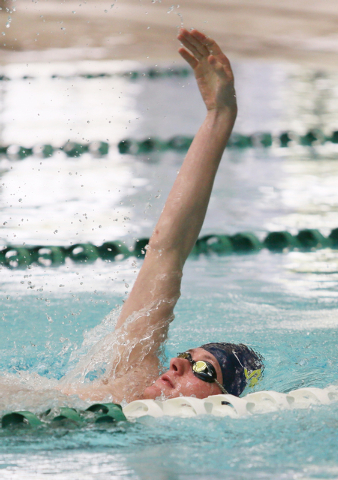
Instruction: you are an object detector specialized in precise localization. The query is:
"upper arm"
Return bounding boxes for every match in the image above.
[111,245,182,374]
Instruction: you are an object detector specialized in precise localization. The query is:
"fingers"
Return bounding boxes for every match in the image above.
[182,30,210,58]
[194,31,224,57]
[178,30,204,61]
[178,47,198,69]
[191,29,232,71]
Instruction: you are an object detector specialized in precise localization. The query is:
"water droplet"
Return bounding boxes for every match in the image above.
[18,198,22,202]
[167,6,174,13]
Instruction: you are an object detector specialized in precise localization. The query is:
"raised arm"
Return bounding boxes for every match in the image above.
[110,29,237,389]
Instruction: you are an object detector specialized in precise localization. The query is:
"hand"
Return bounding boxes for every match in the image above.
[177,29,237,115]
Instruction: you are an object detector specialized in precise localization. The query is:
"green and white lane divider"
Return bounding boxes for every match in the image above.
[1,129,338,160]
[0,66,192,83]
[2,386,337,428]
[1,228,337,269]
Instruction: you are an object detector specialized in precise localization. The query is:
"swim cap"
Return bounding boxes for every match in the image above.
[200,342,264,396]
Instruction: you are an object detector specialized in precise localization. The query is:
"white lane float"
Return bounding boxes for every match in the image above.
[123,386,338,419]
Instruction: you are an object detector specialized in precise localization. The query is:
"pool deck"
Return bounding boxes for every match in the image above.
[1,0,338,69]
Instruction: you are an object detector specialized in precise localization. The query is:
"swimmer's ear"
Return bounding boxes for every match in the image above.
[244,368,262,388]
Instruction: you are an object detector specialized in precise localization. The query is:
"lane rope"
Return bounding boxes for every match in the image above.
[1,228,337,269]
[124,386,338,419]
[2,386,337,428]
[0,66,192,82]
[1,130,338,160]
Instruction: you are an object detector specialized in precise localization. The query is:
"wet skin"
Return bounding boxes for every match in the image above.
[142,347,224,400]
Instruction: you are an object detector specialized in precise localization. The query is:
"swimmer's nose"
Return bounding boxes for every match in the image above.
[169,356,190,376]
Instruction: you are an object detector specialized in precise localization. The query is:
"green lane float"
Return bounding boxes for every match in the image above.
[62,142,89,158]
[89,141,109,157]
[2,411,42,428]
[263,231,301,252]
[1,403,127,429]
[329,131,338,144]
[133,238,149,258]
[328,228,338,247]
[6,145,33,159]
[33,144,54,158]
[34,246,66,266]
[0,246,33,268]
[86,403,127,423]
[230,232,262,253]
[167,135,193,151]
[68,243,100,263]
[51,407,83,425]
[97,241,130,261]
[295,229,331,250]
[2,129,338,161]
[1,228,338,269]
[193,235,233,255]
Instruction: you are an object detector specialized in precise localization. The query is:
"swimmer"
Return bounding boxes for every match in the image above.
[61,28,263,403]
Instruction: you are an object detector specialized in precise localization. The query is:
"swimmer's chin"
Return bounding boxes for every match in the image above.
[141,383,165,400]
[141,384,179,401]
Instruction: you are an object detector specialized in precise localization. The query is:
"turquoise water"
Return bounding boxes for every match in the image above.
[1,59,338,478]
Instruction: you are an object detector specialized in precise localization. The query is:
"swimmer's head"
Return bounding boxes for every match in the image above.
[142,343,263,400]
[200,342,264,397]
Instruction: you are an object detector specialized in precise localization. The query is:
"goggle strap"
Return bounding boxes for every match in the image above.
[214,379,228,395]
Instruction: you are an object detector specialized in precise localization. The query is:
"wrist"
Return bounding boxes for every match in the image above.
[206,106,237,133]
[206,104,237,121]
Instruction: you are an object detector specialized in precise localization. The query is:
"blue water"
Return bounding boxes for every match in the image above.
[1,59,338,478]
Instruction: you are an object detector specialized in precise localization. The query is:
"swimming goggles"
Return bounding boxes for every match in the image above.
[177,352,228,394]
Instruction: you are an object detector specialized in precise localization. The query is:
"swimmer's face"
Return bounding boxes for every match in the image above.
[142,347,223,400]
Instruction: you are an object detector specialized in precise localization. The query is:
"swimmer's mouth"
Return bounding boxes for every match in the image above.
[161,375,174,389]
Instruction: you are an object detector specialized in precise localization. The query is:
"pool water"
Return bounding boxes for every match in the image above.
[1,59,338,479]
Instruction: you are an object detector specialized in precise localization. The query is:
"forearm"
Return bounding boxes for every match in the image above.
[148,107,237,266]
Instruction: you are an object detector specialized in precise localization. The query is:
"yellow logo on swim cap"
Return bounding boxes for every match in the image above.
[244,368,262,388]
